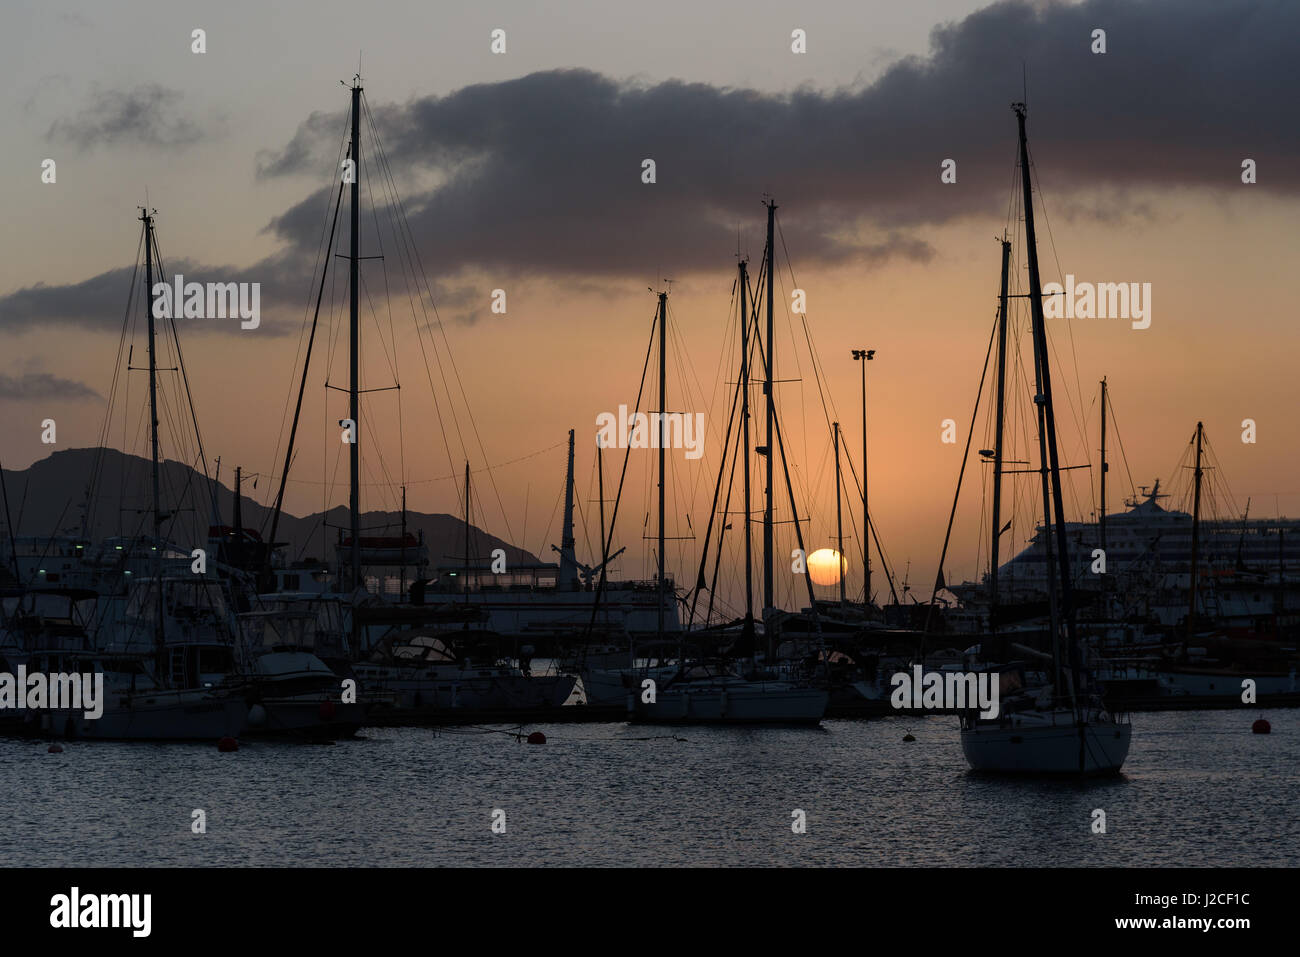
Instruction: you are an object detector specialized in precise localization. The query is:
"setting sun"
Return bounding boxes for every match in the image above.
[807,548,847,586]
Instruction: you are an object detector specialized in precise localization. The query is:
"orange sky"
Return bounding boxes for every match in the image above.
[3,0,1298,613]
[5,193,1297,613]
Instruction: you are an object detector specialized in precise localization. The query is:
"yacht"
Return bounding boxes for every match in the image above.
[631,661,828,725]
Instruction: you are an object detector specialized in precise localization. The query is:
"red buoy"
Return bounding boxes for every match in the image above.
[217,736,239,752]
[319,700,337,720]
[47,744,63,754]
[1252,718,1271,734]
[527,731,546,745]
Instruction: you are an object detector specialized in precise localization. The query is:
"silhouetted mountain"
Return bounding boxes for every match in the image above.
[0,447,542,569]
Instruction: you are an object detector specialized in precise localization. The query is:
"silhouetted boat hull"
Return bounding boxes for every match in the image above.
[633,680,828,725]
[961,712,1131,774]
[39,689,247,741]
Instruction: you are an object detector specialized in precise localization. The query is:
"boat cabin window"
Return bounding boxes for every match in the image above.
[432,563,560,592]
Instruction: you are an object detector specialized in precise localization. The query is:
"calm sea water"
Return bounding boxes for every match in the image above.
[3,709,1294,867]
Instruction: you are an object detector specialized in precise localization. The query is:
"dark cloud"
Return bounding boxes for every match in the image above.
[256,0,1297,281]
[0,255,309,336]
[1,265,146,331]
[0,372,101,401]
[47,84,206,150]
[10,0,1296,329]
[258,71,944,279]
[255,110,348,178]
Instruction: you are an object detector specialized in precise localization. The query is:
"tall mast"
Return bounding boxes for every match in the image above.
[1099,376,1108,617]
[1187,421,1204,643]
[464,460,471,602]
[211,456,222,528]
[597,436,607,573]
[763,198,776,614]
[1099,377,1108,552]
[142,211,162,548]
[233,466,243,567]
[861,353,871,604]
[834,422,845,606]
[739,260,755,634]
[348,77,362,591]
[1015,102,1080,704]
[233,467,243,531]
[141,208,166,678]
[559,428,578,590]
[1026,238,1061,686]
[988,237,1011,636]
[852,349,875,606]
[656,290,668,641]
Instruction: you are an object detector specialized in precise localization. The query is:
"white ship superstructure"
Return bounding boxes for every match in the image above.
[955,482,1300,627]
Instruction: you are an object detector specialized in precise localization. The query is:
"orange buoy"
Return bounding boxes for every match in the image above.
[1252,718,1271,734]
[527,731,546,744]
[217,736,239,752]
[47,744,63,754]
[319,700,337,720]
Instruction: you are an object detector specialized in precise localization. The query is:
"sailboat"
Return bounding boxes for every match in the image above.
[256,77,597,724]
[13,210,249,741]
[354,461,576,718]
[958,104,1130,774]
[627,222,827,725]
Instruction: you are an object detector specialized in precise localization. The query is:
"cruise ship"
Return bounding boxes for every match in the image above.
[950,481,1300,631]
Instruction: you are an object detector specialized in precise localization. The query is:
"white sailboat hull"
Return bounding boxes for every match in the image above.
[961,715,1131,774]
[633,683,828,725]
[40,690,247,741]
[581,665,678,707]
